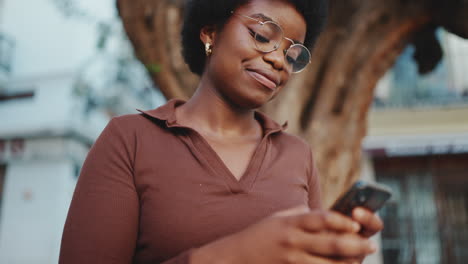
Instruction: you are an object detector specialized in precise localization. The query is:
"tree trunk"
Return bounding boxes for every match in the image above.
[117,0,467,206]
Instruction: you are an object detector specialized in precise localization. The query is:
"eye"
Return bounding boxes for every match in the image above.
[285,47,301,65]
[286,55,297,65]
[248,28,270,43]
[248,28,256,37]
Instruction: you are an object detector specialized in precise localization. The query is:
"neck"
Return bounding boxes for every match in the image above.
[176,75,260,138]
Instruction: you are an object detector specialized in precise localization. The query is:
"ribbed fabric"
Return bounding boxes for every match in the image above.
[59,99,322,263]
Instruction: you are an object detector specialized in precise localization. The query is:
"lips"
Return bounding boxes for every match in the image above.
[246,69,280,90]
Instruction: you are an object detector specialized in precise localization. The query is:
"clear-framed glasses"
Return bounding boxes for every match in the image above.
[231,12,311,73]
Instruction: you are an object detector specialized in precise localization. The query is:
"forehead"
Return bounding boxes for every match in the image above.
[236,0,307,43]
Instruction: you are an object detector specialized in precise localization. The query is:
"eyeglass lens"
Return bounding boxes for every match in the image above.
[249,21,310,73]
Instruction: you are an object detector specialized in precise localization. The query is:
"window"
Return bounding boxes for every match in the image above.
[0,164,6,220]
[373,29,468,109]
[374,154,468,264]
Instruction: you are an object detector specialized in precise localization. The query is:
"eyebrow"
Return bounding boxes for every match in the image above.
[251,13,273,22]
[250,12,304,45]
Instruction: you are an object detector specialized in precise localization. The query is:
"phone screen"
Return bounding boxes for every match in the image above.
[331,181,392,216]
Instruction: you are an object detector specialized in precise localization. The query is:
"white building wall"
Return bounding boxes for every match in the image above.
[1,0,115,83]
[0,0,163,263]
[0,75,110,141]
[0,159,77,264]
[444,32,468,94]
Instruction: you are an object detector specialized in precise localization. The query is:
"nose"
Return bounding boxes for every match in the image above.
[262,48,285,71]
[263,38,295,73]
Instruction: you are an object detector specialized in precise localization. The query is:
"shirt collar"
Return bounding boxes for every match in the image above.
[137,99,286,135]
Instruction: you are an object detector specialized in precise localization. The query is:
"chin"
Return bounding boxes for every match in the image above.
[220,74,278,110]
[235,93,273,110]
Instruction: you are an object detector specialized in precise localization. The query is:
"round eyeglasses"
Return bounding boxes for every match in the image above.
[232,12,311,73]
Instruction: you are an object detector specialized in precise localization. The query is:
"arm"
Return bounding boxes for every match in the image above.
[60,118,197,264]
[189,209,374,264]
[187,146,375,264]
[59,118,139,263]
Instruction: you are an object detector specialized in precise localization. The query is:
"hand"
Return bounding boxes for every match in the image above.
[191,207,377,264]
[351,207,384,238]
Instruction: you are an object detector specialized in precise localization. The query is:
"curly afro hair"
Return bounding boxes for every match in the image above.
[181,0,328,76]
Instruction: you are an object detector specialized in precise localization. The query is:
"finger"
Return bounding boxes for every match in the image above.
[300,232,377,258]
[332,256,364,264]
[293,252,357,264]
[295,211,360,234]
[352,207,384,237]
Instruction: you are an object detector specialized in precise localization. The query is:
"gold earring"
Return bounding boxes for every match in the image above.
[205,43,212,56]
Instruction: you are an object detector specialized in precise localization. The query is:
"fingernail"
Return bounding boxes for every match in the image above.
[352,222,360,232]
[354,208,365,218]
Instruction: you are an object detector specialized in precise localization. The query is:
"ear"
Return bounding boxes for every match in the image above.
[200,25,217,46]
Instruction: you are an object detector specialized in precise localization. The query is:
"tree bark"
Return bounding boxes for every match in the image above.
[117,0,468,206]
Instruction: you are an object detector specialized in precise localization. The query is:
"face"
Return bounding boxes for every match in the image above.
[201,0,307,109]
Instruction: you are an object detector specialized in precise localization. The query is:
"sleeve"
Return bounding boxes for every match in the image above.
[59,118,139,263]
[307,146,323,209]
[59,118,195,264]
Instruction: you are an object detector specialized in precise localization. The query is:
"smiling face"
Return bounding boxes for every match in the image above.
[200,0,307,109]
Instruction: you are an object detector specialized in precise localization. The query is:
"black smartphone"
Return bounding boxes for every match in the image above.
[330,180,392,216]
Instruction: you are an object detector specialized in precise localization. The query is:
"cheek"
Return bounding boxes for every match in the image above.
[213,27,257,63]
[208,43,254,82]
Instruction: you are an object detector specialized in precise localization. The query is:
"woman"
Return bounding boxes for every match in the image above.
[59,0,383,263]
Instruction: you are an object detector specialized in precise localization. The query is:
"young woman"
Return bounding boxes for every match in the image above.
[59,0,384,263]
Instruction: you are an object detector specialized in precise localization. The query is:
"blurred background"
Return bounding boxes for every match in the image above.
[0,0,467,263]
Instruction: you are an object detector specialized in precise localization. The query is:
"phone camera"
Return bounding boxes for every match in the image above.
[357,192,367,204]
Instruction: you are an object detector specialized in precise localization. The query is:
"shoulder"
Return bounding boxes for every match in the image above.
[110,112,161,128]
[94,112,170,151]
[273,131,312,154]
[255,111,310,153]
[255,110,313,157]
[271,131,316,174]
[272,131,317,175]
[105,112,167,135]
[107,99,182,134]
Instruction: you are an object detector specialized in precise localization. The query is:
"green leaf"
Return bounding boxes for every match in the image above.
[146,63,162,73]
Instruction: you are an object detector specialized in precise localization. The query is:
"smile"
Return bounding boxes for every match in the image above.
[246,70,278,90]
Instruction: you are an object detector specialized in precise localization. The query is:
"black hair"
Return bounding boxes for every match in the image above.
[181,0,328,76]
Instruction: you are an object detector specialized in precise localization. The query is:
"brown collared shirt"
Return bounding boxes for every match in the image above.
[59,99,322,264]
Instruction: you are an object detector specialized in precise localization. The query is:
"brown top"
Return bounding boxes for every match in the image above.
[59,99,322,264]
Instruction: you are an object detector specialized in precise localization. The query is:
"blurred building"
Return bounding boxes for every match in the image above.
[0,0,163,263]
[365,29,468,264]
[1,1,467,264]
